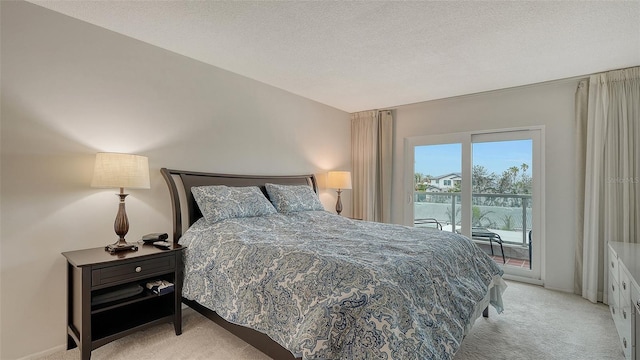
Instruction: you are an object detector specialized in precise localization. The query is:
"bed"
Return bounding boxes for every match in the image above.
[161,168,506,360]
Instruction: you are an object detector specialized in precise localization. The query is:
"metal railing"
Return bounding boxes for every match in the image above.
[414,191,532,246]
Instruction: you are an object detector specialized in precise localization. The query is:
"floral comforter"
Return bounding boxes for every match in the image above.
[179,211,505,360]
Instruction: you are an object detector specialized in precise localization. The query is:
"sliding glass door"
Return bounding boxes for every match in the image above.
[406,128,543,281]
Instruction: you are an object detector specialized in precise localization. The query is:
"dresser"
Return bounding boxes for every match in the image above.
[608,242,640,360]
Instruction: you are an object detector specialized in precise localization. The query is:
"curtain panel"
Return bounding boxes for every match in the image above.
[351,110,393,223]
[575,66,640,303]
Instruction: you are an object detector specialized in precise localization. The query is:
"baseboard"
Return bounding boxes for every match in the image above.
[503,274,579,295]
[503,274,544,286]
[16,344,67,360]
[542,284,581,295]
[17,308,196,360]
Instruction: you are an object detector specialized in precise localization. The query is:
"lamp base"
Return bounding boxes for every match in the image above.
[105,242,138,254]
[335,189,343,216]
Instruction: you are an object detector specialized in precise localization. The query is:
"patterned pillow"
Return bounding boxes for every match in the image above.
[265,183,325,213]
[191,185,276,223]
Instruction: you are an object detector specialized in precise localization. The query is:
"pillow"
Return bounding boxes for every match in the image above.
[191,185,276,223]
[265,183,324,213]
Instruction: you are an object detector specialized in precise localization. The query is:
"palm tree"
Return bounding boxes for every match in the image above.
[414,172,424,190]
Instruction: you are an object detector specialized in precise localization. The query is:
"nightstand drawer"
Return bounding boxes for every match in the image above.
[92,255,175,287]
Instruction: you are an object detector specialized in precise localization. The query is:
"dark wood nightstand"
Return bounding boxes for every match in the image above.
[62,243,184,360]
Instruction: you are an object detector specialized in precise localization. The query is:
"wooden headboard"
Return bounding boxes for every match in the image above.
[160,168,318,244]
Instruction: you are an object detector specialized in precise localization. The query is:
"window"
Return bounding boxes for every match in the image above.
[444,180,451,186]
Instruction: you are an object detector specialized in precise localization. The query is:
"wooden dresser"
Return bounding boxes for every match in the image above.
[608,242,640,360]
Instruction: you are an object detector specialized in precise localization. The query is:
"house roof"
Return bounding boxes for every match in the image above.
[430,173,462,180]
[27,1,640,113]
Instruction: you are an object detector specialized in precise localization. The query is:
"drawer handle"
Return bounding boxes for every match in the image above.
[612,284,615,292]
[623,310,627,319]
[623,338,627,348]
[623,281,627,290]
[135,266,142,273]
[637,299,640,308]
[612,261,615,268]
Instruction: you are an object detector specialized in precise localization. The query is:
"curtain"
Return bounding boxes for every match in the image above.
[351,110,393,223]
[576,67,640,303]
[574,79,588,296]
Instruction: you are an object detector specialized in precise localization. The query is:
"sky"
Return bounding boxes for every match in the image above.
[415,139,532,177]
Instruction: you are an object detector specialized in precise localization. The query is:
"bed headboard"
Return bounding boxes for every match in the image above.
[160,168,318,244]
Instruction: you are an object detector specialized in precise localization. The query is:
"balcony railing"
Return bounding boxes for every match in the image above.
[414,191,532,246]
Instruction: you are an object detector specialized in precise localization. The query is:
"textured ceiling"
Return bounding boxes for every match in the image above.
[29,1,640,113]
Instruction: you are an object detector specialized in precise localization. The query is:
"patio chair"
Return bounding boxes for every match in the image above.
[414,218,443,230]
[471,227,505,264]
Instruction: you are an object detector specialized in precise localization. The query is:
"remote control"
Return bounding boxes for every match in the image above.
[153,241,171,249]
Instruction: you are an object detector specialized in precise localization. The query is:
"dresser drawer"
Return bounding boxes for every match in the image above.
[621,267,632,307]
[610,247,620,283]
[92,255,175,287]
[610,272,623,337]
[619,306,633,347]
[611,272,621,309]
[618,333,632,360]
[632,281,640,315]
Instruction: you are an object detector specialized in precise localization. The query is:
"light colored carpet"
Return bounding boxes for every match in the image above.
[41,281,623,360]
[453,281,622,360]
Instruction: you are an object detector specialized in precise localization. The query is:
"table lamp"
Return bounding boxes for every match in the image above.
[91,152,150,253]
[327,171,352,215]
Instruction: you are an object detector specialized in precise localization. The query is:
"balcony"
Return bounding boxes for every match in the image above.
[414,191,532,268]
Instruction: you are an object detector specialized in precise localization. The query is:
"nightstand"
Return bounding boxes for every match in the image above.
[62,244,184,360]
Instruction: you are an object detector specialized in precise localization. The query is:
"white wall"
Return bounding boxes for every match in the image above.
[0,2,350,359]
[391,79,579,292]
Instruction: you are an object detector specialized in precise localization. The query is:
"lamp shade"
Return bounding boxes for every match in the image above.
[327,171,352,190]
[91,152,150,189]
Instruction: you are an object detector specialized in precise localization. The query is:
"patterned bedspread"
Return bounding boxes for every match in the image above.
[179,211,505,360]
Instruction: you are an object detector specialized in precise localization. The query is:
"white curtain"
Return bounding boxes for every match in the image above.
[351,110,393,223]
[576,67,640,303]
[574,79,588,296]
